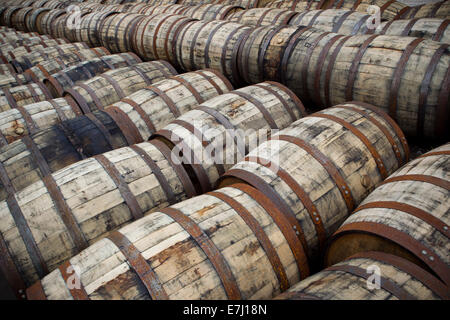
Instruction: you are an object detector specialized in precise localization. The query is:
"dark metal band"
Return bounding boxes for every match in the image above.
[313,113,388,179]
[22,136,88,251]
[95,154,144,221]
[344,100,409,161]
[245,155,327,251]
[232,183,310,279]
[417,44,448,137]
[129,144,177,205]
[345,35,378,101]
[401,18,419,36]
[353,201,448,238]
[332,10,353,33]
[326,264,416,300]
[273,134,355,211]
[337,105,403,167]
[417,150,450,159]
[84,112,116,149]
[208,190,289,292]
[25,280,47,300]
[380,174,449,190]
[159,207,242,300]
[388,38,424,121]
[144,85,180,118]
[233,91,279,129]
[0,160,48,279]
[121,97,156,134]
[107,230,169,300]
[170,76,204,104]
[104,106,143,145]
[432,20,449,42]
[58,260,90,300]
[350,251,450,300]
[333,221,450,287]
[222,168,310,259]
[149,139,197,198]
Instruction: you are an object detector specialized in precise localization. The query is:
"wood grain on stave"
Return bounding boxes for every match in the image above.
[219,102,409,265]
[275,252,449,300]
[153,81,306,194]
[25,183,307,300]
[326,143,450,287]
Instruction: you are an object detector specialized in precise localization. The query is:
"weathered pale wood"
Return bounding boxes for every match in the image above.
[24,47,111,83]
[0,138,194,289]
[0,31,53,44]
[0,73,32,90]
[44,52,142,97]
[132,13,195,65]
[263,0,324,12]
[24,8,50,33]
[289,9,370,35]
[376,18,450,43]
[402,1,449,19]
[108,69,233,142]
[139,3,242,20]
[0,38,67,62]
[237,25,302,84]
[36,8,66,35]
[178,0,259,9]
[73,11,121,48]
[228,8,297,26]
[281,30,450,138]
[25,183,308,300]
[0,97,82,145]
[326,143,450,287]
[275,252,448,300]
[10,42,90,73]
[98,12,147,54]
[220,102,409,264]
[10,7,37,32]
[0,82,53,112]
[64,61,177,113]
[174,20,252,85]
[0,109,128,202]
[154,81,305,193]
[0,69,230,200]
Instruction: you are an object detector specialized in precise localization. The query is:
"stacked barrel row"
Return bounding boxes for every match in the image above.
[2,4,448,140]
[273,143,450,300]
[23,102,448,300]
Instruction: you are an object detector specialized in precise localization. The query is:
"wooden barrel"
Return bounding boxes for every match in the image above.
[24,182,309,300]
[263,0,324,11]
[178,0,258,8]
[326,143,450,287]
[31,0,49,8]
[44,52,142,97]
[228,8,297,27]
[0,63,17,76]
[0,73,31,90]
[74,10,120,47]
[288,9,370,35]
[0,97,82,145]
[41,0,70,9]
[24,8,51,33]
[174,20,252,86]
[402,1,449,20]
[154,81,306,194]
[376,18,450,43]
[326,0,410,21]
[106,69,233,143]
[98,12,147,54]
[0,82,53,113]
[180,4,243,20]
[124,2,150,13]
[132,13,195,64]
[0,38,68,63]
[10,7,36,32]
[37,8,66,35]
[280,30,450,138]
[2,6,24,28]
[237,25,304,84]
[275,252,449,300]
[64,61,177,114]
[23,47,111,83]
[10,42,90,73]
[138,4,187,15]
[219,102,409,265]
